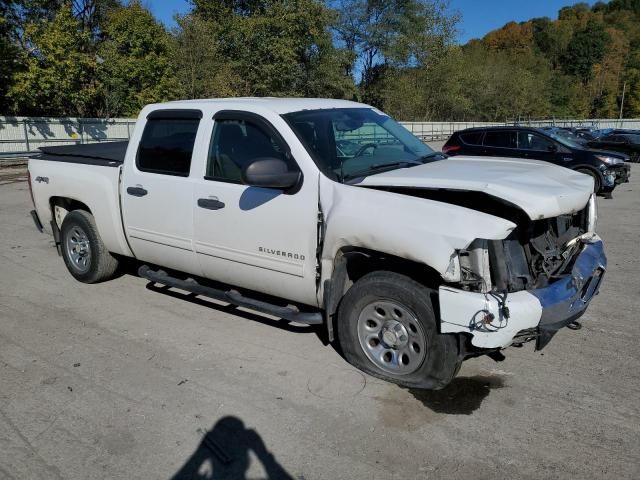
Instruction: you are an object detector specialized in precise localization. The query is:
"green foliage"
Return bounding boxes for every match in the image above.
[1,0,640,120]
[562,20,609,81]
[178,0,354,98]
[171,14,240,99]
[96,1,179,116]
[7,4,99,116]
[0,1,21,112]
[334,0,457,106]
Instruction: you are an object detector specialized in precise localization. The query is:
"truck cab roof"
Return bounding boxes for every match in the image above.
[152,97,370,115]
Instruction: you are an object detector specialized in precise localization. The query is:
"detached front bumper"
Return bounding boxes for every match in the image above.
[439,236,606,350]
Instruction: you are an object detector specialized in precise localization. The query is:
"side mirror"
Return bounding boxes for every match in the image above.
[241,157,301,190]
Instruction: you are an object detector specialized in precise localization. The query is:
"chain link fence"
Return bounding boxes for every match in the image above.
[1,115,639,155]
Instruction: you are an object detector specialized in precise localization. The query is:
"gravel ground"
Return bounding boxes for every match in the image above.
[0,160,638,480]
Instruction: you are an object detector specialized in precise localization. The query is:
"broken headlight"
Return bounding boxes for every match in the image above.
[443,239,492,292]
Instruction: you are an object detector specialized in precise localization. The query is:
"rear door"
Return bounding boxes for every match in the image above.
[121,109,204,274]
[192,111,320,306]
[458,131,485,155]
[481,130,517,157]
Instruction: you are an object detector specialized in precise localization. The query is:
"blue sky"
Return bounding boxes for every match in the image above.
[145,0,601,43]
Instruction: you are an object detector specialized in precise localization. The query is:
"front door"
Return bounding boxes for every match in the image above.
[481,130,517,157]
[121,109,203,275]
[516,131,561,164]
[192,112,319,306]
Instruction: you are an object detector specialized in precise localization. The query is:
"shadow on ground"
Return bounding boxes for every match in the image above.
[408,375,505,415]
[172,416,293,480]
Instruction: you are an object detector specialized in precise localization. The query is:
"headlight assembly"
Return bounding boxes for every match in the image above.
[594,155,624,166]
[444,240,492,291]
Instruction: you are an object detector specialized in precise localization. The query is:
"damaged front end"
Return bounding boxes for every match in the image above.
[439,194,606,351]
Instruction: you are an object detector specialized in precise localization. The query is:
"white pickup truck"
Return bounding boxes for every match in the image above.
[28,98,606,389]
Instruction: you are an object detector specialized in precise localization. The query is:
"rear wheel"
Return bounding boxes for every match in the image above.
[336,271,460,390]
[576,168,601,193]
[60,210,119,283]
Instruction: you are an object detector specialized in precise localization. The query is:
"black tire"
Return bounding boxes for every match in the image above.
[60,210,119,283]
[576,168,601,193]
[336,271,460,390]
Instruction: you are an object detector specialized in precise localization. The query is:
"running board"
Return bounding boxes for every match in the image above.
[138,265,323,325]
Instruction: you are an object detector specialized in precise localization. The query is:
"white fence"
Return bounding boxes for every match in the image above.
[1,115,639,154]
[0,117,136,154]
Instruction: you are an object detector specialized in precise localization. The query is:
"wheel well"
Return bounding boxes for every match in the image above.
[50,197,92,227]
[574,166,602,179]
[338,247,442,291]
[323,246,444,338]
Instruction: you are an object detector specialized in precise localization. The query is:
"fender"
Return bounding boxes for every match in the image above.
[316,177,517,304]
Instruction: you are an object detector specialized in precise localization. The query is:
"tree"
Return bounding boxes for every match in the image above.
[181,0,353,98]
[0,1,22,112]
[333,0,457,107]
[171,14,240,99]
[484,21,534,53]
[96,1,179,117]
[562,20,609,82]
[7,4,99,116]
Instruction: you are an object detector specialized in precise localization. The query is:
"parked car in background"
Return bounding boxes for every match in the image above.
[539,126,591,145]
[593,128,640,138]
[571,127,600,141]
[587,132,640,163]
[443,126,631,194]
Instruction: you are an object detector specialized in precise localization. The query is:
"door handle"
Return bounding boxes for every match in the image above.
[127,186,148,197]
[198,198,225,210]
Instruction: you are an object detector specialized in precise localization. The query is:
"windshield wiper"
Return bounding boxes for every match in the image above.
[342,161,421,182]
[418,151,447,162]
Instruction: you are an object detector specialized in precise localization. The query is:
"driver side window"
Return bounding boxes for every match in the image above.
[518,132,554,151]
[207,119,288,183]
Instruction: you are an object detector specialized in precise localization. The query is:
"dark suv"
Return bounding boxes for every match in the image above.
[443,126,630,195]
[587,132,640,163]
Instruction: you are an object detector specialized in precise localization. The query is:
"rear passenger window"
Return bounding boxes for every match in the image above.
[483,131,516,148]
[460,132,483,145]
[137,114,200,176]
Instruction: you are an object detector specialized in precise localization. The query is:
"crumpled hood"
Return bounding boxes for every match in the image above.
[358,155,593,220]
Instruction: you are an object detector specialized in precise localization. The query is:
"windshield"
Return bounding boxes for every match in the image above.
[283,108,439,182]
[543,130,583,149]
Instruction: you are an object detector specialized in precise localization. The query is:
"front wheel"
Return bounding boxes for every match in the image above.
[336,271,460,390]
[60,210,119,283]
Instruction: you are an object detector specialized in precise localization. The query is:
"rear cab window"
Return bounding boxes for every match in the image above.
[137,110,202,176]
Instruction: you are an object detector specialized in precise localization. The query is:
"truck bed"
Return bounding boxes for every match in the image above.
[36,141,128,167]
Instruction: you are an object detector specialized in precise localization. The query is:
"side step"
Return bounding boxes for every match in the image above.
[138,265,323,325]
